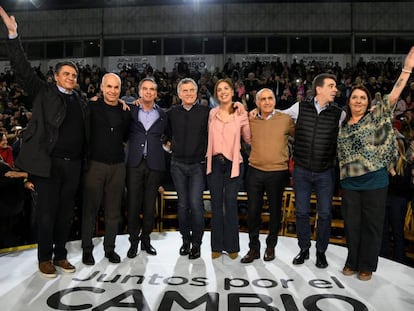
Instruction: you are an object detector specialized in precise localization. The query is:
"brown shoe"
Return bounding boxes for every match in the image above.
[264,247,275,262]
[53,259,76,273]
[342,266,355,276]
[358,271,372,281]
[241,249,260,263]
[212,251,221,259]
[228,252,238,260]
[39,261,57,278]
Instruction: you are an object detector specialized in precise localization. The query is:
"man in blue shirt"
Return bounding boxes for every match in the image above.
[125,77,169,258]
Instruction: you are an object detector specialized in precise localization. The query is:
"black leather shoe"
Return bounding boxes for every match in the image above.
[82,251,95,265]
[240,249,260,263]
[105,251,121,263]
[292,249,309,265]
[179,243,190,256]
[315,251,328,268]
[127,245,138,259]
[263,247,275,261]
[141,243,157,255]
[189,245,201,259]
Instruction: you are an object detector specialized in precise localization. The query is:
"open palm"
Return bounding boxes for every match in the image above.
[0,6,18,36]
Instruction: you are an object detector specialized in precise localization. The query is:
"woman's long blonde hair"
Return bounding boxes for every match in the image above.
[395,137,407,176]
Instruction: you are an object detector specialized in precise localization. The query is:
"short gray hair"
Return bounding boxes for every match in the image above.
[255,88,275,102]
[177,78,198,94]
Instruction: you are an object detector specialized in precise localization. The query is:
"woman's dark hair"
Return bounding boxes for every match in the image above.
[214,78,234,99]
[343,85,372,125]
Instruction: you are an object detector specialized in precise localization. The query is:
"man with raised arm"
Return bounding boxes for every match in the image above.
[0,6,87,278]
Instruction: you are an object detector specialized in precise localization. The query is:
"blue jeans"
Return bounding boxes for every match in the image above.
[170,159,206,246]
[207,155,242,253]
[293,165,335,253]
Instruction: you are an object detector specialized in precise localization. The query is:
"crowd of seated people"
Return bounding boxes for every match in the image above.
[1,56,413,265]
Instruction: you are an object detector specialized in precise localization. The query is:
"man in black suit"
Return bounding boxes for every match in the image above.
[81,73,131,265]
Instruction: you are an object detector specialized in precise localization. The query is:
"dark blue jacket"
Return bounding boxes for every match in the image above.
[125,104,169,171]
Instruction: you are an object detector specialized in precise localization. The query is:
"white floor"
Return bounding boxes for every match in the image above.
[1,232,414,310]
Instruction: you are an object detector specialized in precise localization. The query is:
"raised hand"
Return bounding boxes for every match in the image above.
[0,6,18,36]
[403,46,414,72]
[389,46,414,104]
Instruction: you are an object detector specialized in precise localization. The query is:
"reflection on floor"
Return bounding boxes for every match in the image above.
[1,232,414,310]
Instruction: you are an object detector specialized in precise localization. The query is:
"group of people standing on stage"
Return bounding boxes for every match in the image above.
[2,5,414,282]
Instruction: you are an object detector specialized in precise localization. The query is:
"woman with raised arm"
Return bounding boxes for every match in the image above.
[337,47,414,281]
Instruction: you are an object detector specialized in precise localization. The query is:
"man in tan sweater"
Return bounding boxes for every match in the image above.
[241,88,295,263]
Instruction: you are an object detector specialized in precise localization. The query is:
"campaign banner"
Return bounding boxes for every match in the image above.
[357,54,406,66]
[107,56,157,73]
[292,54,346,68]
[234,54,288,67]
[165,55,214,72]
